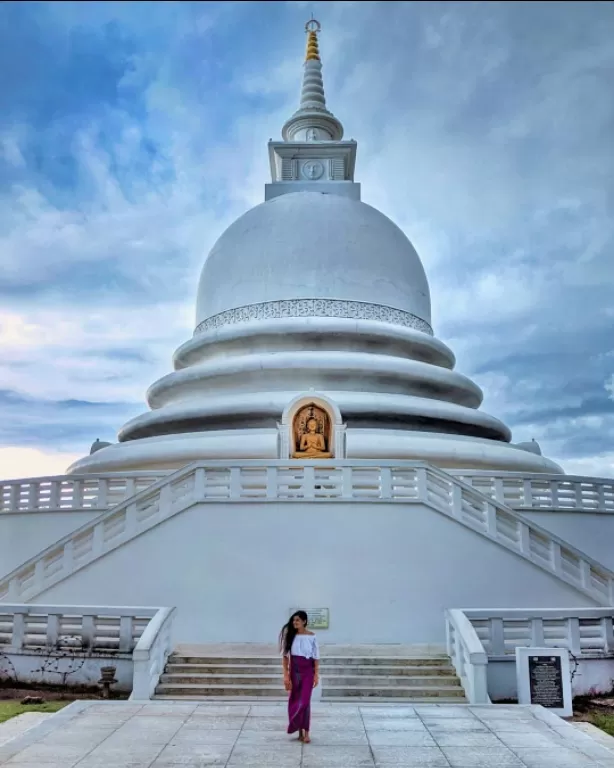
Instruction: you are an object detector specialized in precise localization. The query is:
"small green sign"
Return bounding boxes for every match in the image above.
[290,608,329,630]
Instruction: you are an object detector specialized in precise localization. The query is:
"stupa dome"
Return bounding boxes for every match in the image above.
[195,191,432,334]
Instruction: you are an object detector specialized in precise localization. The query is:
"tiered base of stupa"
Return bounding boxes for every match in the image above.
[68,425,561,475]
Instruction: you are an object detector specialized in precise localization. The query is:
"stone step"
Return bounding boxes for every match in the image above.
[158,648,466,702]
[155,684,297,698]
[153,695,468,703]
[322,696,468,703]
[167,655,451,667]
[165,663,456,677]
[159,673,461,687]
[323,685,466,699]
[155,682,466,699]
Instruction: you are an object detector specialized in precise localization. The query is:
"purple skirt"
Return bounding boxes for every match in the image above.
[287,655,315,734]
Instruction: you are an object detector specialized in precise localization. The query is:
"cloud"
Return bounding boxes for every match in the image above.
[0,389,135,453]
[0,0,613,477]
[0,447,82,481]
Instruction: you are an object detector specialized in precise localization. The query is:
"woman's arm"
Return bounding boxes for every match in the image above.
[313,636,320,688]
[283,653,291,691]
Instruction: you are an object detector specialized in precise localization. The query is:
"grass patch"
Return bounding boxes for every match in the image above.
[588,711,614,737]
[0,700,68,724]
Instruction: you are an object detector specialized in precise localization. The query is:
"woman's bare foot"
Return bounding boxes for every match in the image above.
[297,729,304,742]
[303,732,311,744]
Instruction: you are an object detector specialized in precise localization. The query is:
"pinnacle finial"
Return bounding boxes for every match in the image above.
[280,17,343,141]
[305,18,321,62]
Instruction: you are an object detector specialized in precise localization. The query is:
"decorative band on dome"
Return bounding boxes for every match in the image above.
[194,299,433,336]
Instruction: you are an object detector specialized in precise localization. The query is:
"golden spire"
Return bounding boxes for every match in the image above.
[305,18,321,62]
[280,16,344,141]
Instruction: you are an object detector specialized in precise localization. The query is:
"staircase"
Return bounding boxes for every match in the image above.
[3,462,613,608]
[154,649,466,702]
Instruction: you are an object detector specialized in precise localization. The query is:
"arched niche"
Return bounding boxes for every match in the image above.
[278,392,346,460]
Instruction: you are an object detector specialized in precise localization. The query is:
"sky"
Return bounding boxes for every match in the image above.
[0,0,613,480]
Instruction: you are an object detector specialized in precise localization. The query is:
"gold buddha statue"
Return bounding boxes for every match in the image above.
[292,417,332,459]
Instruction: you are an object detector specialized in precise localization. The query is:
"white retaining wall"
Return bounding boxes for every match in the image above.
[32,500,598,644]
[4,650,134,691]
[486,657,614,701]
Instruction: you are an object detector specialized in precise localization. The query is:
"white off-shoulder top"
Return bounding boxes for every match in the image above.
[285,633,320,660]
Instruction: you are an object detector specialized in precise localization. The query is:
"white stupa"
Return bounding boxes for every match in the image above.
[4,23,614,664]
[69,21,561,476]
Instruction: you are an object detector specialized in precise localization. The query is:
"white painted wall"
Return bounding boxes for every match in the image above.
[0,512,100,574]
[522,512,614,570]
[487,657,614,701]
[33,500,598,644]
[2,650,133,691]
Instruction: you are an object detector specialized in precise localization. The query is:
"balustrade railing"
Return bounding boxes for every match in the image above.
[0,603,175,700]
[463,608,614,658]
[0,603,161,653]
[453,471,614,513]
[1,461,613,606]
[445,609,489,704]
[0,472,164,514]
[5,467,612,515]
[131,607,176,700]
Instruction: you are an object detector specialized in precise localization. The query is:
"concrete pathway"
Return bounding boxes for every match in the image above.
[574,722,614,755]
[1,700,614,767]
[0,712,52,748]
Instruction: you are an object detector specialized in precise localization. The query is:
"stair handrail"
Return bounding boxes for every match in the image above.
[422,464,614,606]
[131,606,176,700]
[0,462,201,600]
[445,608,489,704]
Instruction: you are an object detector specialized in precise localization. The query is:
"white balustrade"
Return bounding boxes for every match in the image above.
[445,609,489,704]
[0,603,160,652]
[0,472,164,514]
[0,603,175,700]
[1,461,613,607]
[6,467,613,515]
[131,607,176,700]
[462,608,614,658]
[453,471,614,513]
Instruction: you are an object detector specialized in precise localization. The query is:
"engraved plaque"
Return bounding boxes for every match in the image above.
[528,655,564,709]
[516,647,572,716]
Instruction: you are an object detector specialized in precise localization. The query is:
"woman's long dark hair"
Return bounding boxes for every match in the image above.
[279,610,308,655]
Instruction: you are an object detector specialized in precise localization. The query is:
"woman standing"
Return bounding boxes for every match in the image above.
[279,610,320,743]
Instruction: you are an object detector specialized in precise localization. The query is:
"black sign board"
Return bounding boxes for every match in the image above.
[528,654,564,709]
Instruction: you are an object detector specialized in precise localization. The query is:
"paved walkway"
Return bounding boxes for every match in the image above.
[0,713,52,748]
[1,700,614,767]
